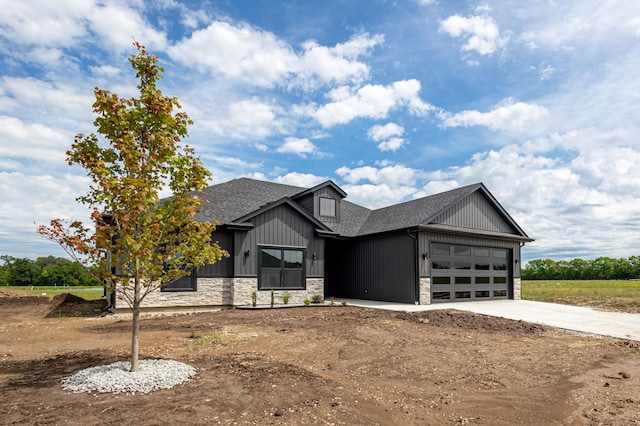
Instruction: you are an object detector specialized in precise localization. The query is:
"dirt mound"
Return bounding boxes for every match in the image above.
[397,309,547,335]
[46,293,107,318]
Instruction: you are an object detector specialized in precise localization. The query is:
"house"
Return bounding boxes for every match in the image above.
[138,177,533,308]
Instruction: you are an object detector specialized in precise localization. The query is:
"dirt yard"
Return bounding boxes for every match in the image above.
[1,289,640,425]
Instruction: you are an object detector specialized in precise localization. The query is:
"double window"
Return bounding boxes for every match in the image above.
[259,247,305,290]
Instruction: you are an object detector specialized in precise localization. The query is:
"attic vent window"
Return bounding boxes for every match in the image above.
[319,197,336,218]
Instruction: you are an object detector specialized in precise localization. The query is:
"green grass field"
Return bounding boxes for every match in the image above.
[5,286,105,301]
[522,280,640,312]
[6,281,640,313]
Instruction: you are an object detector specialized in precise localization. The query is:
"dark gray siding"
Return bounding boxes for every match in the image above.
[234,204,325,277]
[327,233,416,303]
[431,191,516,233]
[197,230,234,277]
[297,193,314,216]
[313,186,341,223]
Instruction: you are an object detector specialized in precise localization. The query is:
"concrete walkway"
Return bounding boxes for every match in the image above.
[344,299,640,341]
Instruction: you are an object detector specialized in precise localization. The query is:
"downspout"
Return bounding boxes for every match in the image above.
[407,229,419,304]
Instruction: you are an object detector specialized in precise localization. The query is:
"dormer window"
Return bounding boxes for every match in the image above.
[319,197,336,218]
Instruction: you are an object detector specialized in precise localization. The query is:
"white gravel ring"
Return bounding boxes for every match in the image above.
[61,359,197,394]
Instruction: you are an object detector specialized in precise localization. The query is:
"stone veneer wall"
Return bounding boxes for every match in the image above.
[513,277,521,300]
[137,278,233,308]
[419,277,431,305]
[232,277,324,306]
[123,277,325,309]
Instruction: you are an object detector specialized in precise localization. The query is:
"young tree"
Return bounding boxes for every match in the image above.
[38,42,227,372]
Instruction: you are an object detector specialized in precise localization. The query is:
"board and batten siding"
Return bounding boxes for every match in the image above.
[432,191,516,233]
[326,232,416,304]
[234,204,325,277]
[197,230,234,277]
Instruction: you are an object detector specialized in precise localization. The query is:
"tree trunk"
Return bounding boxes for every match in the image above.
[130,274,141,372]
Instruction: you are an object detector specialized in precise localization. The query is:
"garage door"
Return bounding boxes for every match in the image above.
[430,243,510,302]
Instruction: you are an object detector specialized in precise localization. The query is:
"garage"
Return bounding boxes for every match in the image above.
[430,243,510,302]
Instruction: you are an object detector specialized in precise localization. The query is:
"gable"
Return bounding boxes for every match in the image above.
[428,191,517,234]
[249,203,319,246]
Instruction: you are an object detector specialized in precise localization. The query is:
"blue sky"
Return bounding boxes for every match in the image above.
[1,0,639,264]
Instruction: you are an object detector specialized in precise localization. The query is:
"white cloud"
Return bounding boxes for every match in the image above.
[195,97,286,140]
[342,183,417,209]
[368,123,406,152]
[440,98,548,132]
[0,1,166,54]
[440,14,507,56]
[377,137,406,152]
[0,77,94,125]
[314,79,432,127]
[368,123,404,141]
[169,21,297,88]
[277,137,319,158]
[87,3,167,52]
[0,116,71,167]
[0,171,90,258]
[169,22,383,90]
[0,0,93,47]
[273,172,328,188]
[297,33,384,89]
[336,163,420,187]
[415,142,640,261]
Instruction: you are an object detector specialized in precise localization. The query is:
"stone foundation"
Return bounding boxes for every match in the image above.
[138,278,233,308]
[513,277,522,300]
[419,277,431,305]
[233,277,324,306]
[131,277,325,309]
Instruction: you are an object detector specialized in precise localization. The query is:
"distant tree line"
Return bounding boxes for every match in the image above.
[0,255,101,287]
[522,256,640,280]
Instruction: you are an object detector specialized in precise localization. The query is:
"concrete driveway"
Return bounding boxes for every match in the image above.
[344,299,640,341]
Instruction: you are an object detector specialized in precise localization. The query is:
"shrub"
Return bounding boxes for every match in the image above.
[311,294,324,304]
[251,291,257,308]
[282,292,290,305]
[303,298,311,306]
[270,289,275,308]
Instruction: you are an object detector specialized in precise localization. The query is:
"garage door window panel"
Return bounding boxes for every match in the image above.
[432,261,450,269]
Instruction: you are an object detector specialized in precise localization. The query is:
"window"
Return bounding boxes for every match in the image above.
[319,197,336,218]
[259,247,305,290]
[433,276,451,285]
[432,261,450,270]
[454,246,471,256]
[433,291,450,300]
[162,269,197,292]
[432,244,450,256]
[455,262,471,270]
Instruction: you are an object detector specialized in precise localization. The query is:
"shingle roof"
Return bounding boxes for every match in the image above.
[194,178,304,224]
[193,178,528,240]
[355,184,482,236]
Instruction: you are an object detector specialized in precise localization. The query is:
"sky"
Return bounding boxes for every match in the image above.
[1,0,639,264]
